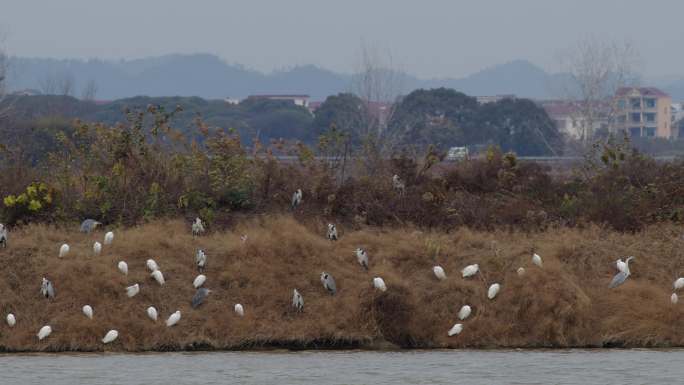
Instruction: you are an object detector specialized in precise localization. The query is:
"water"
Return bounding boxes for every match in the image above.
[1,350,683,384]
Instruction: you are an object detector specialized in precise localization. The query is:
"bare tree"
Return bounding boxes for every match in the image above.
[559,37,641,143]
[39,70,76,96]
[81,78,98,101]
[0,32,10,120]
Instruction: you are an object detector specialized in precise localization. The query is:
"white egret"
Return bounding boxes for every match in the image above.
[488,283,501,300]
[82,305,93,319]
[146,259,159,272]
[433,266,447,281]
[447,323,463,336]
[458,305,472,320]
[0,223,6,248]
[240,234,248,243]
[166,310,181,327]
[616,258,627,272]
[234,304,245,317]
[41,277,55,299]
[355,248,369,270]
[193,274,206,289]
[292,289,304,312]
[327,223,338,241]
[517,267,525,276]
[118,261,128,275]
[674,278,684,290]
[104,231,114,245]
[392,174,406,195]
[80,219,101,234]
[37,325,52,340]
[191,288,211,308]
[320,272,337,295]
[609,257,635,288]
[93,241,102,256]
[102,330,118,344]
[532,253,543,268]
[151,270,165,285]
[146,306,158,321]
[6,313,16,327]
[126,283,140,298]
[373,277,387,292]
[195,249,207,273]
[59,243,69,258]
[192,217,205,237]
[462,264,479,278]
[672,293,679,304]
[291,189,303,209]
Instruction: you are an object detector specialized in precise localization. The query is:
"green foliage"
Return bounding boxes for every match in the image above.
[312,93,368,144]
[3,182,54,224]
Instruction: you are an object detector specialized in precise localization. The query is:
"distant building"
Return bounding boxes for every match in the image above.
[11,88,42,96]
[671,102,684,138]
[224,97,240,105]
[541,100,607,140]
[246,94,310,108]
[307,101,323,114]
[476,94,516,104]
[614,87,672,138]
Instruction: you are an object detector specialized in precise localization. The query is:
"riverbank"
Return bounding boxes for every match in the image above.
[1,216,684,352]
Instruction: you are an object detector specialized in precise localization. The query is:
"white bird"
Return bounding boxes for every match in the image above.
[82,305,93,319]
[674,278,684,290]
[488,283,501,300]
[433,266,447,280]
[234,303,245,317]
[102,330,118,344]
[462,264,479,278]
[59,243,69,258]
[517,267,525,276]
[104,231,114,245]
[616,258,627,272]
[672,293,679,304]
[193,274,206,288]
[151,270,165,285]
[0,223,7,248]
[41,277,56,299]
[166,310,181,327]
[126,283,140,298]
[320,272,337,295]
[373,277,387,292]
[93,241,102,256]
[292,289,304,312]
[291,189,303,209]
[392,174,406,194]
[146,259,159,272]
[532,253,543,268]
[609,256,635,288]
[37,325,52,340]
[355,248,369,270]
[327,223,338,241]
[192,217,205,237]
[447,323,463,336]
[118,261,128,275]
[240,234,248,243]
[6,313,16,327]
[146,306,158,321]
[458,305,472,320]
[195,249,207,273]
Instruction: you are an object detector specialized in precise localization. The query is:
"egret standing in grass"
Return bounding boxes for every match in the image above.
[104,231,114,245]
[82,305,93,319]
[146,259,159,272]
[126,283,140,298]
[195,249,207,273]
[41,277,55,299]
[532,253,543,268]
[433,266,447,280]
[6,313,16,327]
[0,223,6,248]
[93,241,102,256]
[235,304,245,317]
[392,174,406,195]
[355,248,369,270]
[327,224,338,241]
[118,261,128,275]
[320,272,337,295]
[192,217,205,237]
[37,325,52,340]
[191,288,211,308]
[80,219,101,234]
[458,305,472,320]
[448,323,463,336]
[59,243,69,258]
[291,189,303,209]
[672,293,679,304]
[616,258,627,272]
[462,264,479,278]
[517,267,525,276]
[193,274,206,288]
[674,277,684,290]
[609,256,635,288]
[488,283,501,299]
[151,270,165,285]
[166,311,181,327]
[292,289,304,312]
[102,330,118,344]
[146,306,158,321]
[373,277,387,292]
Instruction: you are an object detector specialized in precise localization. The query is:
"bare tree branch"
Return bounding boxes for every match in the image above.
[81,78,98,101]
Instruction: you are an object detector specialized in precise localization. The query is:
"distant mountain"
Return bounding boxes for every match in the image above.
[7,54,681,101]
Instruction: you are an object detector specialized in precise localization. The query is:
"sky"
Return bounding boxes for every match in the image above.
[1,0,682,79]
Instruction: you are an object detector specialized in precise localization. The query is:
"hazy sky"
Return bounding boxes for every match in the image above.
[2,0,682,79]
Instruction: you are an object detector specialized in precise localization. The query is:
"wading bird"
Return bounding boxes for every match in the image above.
[37,325,52,340]
[616,258,627,272]
[292,289,304,312]
[674,277,684,290]
[327,224,338,241]
[166,310,181,327]
[532,253,543,268]
[609,256,635,288]
[126,283,140,298]
[517,267,525,276]
[672,293,679,304]
[291,189,303,209]
[80,219,101,234]
[0,224,6,248]
[193,274,206,289]
[93,241,102,256]
[458,305,472,320]
[195,249,207,273]
[433,266,447,280]
[448,323,463,336]
[320,272,337,295]
[41,277,55,299]
[146,259,159,272]
[191,288,211,308]
[146,306,158,321]
[488,283,501,299]
[151,270,165,285]
[356,248,369,270]
[392,174,406,195]
[235,304,244,317]
[6,314,15,327]
[59,243,69,258]
[192,217,205,237]
[82,305,93,319]
[462,264,479,278]
[104,231,114,245]
[118,261,128,275]
[373,277,387,292]
[102,330,118,344]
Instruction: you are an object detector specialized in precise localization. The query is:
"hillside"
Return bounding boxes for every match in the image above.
[1,216,684,351]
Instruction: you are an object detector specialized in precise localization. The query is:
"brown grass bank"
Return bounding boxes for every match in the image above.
[1,216,684,352]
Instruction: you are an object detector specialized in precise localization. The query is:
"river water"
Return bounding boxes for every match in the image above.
[1,350,682,384]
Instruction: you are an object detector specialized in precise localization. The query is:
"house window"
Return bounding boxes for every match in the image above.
[617,99,626,109]
[630,98,641,109]
[644,98,656,108]
[644,113,656,122]
[629,127,642,137]
[631,112,641,122]
[645,127,656,137]
[618,115,626,123]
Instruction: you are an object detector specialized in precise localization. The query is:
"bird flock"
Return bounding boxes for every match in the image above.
[0,179,680,347]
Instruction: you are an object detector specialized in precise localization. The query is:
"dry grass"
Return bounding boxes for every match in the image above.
[1,216,684,351]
